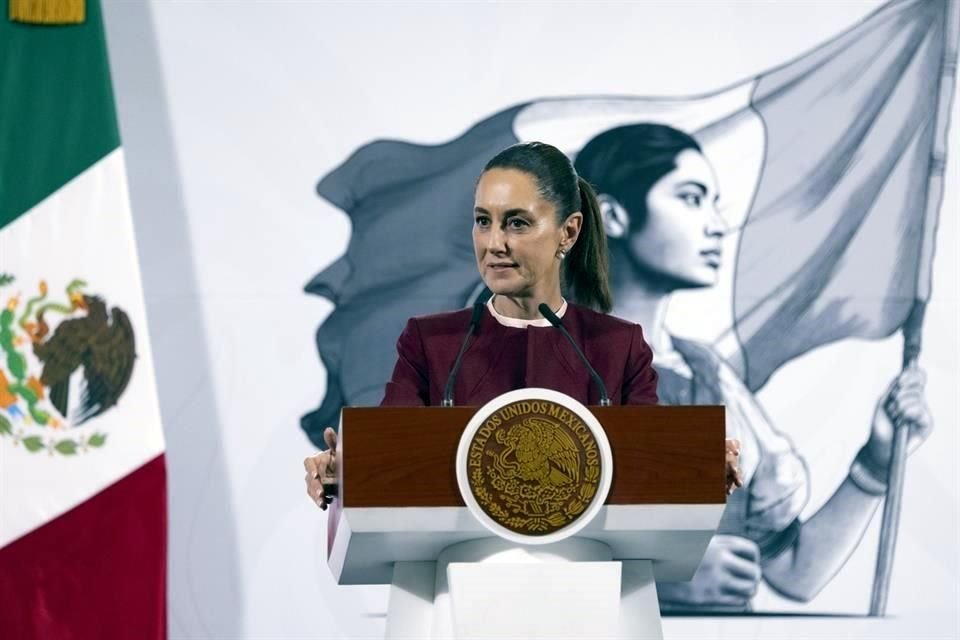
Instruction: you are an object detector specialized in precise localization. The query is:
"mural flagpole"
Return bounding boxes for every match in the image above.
[870,0,958,616]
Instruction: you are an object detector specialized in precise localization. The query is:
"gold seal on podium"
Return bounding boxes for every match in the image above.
[457,388,613,544]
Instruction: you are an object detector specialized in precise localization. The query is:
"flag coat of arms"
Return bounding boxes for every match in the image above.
[0,0,167,637]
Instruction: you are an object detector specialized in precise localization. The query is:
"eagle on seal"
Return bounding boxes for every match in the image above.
[495,417,581,486]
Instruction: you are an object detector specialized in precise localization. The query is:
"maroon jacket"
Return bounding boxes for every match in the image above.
[381,303,658,407]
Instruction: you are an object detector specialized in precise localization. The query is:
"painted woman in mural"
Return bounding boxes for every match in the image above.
[303,0,954,616]
[574,123,933,610]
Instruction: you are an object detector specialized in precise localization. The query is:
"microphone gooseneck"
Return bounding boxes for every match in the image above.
[538,303,611,407]
[442,300,485,407]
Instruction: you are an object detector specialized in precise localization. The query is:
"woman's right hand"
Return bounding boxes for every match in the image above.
[658,535,762,610]
[303,427,338,510]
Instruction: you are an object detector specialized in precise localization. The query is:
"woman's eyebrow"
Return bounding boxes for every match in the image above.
[473,207,532,217]
[674,180,708,195]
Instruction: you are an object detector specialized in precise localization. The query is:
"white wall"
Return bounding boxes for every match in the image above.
[102,1,959,638]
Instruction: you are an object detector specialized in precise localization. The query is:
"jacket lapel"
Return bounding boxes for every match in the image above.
[460,308,510,402]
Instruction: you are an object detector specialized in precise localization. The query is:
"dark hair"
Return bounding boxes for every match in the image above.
[482,142,612,312]
[574,124,702,231]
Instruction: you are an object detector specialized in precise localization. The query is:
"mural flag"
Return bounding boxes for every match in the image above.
[302,0,954,445]
[717,0,955,391]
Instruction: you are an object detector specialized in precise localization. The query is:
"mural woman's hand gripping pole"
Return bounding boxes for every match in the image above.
[867,304,934,615]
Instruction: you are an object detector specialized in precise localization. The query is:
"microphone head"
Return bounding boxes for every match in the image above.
[538,302,562,327]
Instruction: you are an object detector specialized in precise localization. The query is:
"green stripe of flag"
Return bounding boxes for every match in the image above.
[0,0,119,231]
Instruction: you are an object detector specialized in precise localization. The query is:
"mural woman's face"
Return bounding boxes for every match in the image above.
[473,168,578,301]
[626,149,725,289]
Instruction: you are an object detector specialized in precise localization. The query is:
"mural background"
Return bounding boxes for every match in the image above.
[101,1,958,637]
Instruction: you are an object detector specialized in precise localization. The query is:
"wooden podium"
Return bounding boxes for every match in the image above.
[326,404,726,639]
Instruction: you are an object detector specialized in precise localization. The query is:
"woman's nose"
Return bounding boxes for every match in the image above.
[487,226,508,253]
[705,207,727,238]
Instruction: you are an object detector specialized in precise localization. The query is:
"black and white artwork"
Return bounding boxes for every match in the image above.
[303,0,956,614]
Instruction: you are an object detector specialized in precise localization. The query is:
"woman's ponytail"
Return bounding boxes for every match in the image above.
[564,177,612,312]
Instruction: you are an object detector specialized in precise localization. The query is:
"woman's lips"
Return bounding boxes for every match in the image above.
[700,249,722,268]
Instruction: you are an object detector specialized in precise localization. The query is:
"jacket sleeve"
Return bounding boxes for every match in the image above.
[622,323,659,405]
[380,317,430,406]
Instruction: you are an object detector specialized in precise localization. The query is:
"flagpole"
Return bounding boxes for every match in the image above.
[870,303,923,616]
[870,0,958,617]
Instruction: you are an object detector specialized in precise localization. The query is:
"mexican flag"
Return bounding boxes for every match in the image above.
[0,1,167,638]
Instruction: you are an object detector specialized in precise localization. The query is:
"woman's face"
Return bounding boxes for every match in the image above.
[473,168,578,301]
[626,149,725,289]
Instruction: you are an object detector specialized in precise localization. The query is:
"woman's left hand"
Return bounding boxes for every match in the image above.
[725,438,743,496]
[864,364,934,466]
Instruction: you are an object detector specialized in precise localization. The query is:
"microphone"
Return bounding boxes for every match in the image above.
[538,303,611,407]
[442,300,485,407]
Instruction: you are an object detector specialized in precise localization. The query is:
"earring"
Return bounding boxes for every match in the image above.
[557,247,568,260]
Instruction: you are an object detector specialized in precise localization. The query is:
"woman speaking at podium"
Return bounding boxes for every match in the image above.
[304,140,744,506]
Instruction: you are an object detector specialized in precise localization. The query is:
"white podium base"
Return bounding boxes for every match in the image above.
[384,538,663,640]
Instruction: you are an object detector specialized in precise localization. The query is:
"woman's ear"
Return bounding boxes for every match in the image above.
[599,194,630,239]
[561,211,584,247]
